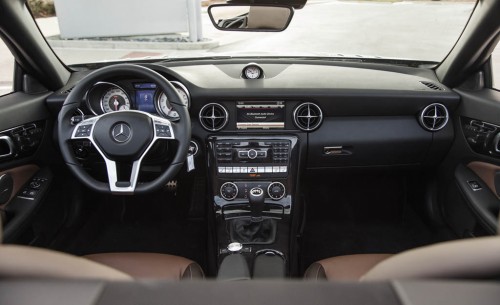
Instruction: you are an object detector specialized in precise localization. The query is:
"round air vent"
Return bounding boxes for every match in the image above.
[199,103,229,132]
[293,102,323,131]
[418,103,449,131]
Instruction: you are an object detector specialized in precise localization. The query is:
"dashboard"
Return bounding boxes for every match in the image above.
[50,59,460,169]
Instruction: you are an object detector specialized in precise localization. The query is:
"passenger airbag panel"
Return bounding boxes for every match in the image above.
[308,116,431,167]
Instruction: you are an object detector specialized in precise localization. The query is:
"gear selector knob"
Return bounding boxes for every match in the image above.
[249,187,265,222]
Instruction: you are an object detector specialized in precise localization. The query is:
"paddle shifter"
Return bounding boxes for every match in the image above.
[249,187,265,222]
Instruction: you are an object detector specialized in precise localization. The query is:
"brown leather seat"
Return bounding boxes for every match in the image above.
[85,252,203,280]
[0,219,203,281]
[305,254,392,280]
[306,216,500,281]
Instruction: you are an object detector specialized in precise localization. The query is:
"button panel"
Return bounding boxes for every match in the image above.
[74,124,93,138]
[467,180,482,191]
[0,121,45,158]
[155,124,172,138]
[215,140,290,164]
[18,177,48,200]
[214,139,291,178]
[218,166,287,174]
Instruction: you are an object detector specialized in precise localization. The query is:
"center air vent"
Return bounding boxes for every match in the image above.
[418,103,449,131]
[199,103,229,132]
[293,102,323,131]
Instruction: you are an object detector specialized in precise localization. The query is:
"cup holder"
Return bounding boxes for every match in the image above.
[253,249,286,278]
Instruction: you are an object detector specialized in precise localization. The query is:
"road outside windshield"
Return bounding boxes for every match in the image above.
[26,0,477,65]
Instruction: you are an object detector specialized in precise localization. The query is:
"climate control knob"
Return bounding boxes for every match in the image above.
[267,182,286,200]
[220,182,238,201]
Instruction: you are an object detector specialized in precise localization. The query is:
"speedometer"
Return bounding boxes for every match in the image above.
[156,81,190,120]
[101,87,130,113]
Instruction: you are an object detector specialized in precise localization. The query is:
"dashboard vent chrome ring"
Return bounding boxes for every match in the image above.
[293,102,323,131]
[419,103,449,132]
[199,103,229,132]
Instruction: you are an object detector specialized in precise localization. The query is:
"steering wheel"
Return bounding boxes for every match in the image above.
[57,64,191,194]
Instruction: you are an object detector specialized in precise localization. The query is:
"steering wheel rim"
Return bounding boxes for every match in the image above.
[57,64,191,194]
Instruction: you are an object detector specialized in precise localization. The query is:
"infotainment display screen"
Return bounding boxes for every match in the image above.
[236,101,285,129]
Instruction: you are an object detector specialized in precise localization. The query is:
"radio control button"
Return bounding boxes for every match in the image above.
[257,151,267,157]
[226,167,233,173]
[279,166,287,173]
[233,167,241,173]
[238,151,249,158]
[249,167,257,173]
[273,166,280,173]
[248,149,258,159]
[257,167,265,173]
[219,167,226,173]
[241,167,248,173]
[265,167,273,173]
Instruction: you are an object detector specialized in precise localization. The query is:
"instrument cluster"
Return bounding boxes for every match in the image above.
[85,81,190,120]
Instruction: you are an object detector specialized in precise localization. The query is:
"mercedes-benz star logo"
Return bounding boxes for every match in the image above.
[111,123,131,143]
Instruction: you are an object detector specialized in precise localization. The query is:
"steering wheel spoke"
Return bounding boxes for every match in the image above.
[101,158,142,194]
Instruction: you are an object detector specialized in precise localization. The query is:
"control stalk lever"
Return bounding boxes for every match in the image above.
[249,187,265,222]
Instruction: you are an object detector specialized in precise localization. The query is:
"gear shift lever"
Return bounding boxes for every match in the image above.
[249,187,265,222]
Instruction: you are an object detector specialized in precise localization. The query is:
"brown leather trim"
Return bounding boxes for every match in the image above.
[85,253,204,280]
[467,161,500,198]
[0,164,39,207]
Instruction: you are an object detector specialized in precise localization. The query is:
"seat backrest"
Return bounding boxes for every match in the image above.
[362,213,500,281]
[0,217,131,280]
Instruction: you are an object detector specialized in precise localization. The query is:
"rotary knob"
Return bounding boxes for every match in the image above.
[267,182,286,200]
[220,182,238,201]
[247,149,258,159]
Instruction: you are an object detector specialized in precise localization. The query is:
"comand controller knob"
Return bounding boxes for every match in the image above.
[220,182,238,201]
[267,182,286,200]
[247,149,258,159]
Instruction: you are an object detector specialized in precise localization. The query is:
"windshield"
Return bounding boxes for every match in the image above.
[31,0,477,65]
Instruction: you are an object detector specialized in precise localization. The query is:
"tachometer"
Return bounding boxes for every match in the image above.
[156,81,190,120]
[101,87,130,113]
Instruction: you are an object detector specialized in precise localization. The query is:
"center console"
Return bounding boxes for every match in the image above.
[208,135,299,278]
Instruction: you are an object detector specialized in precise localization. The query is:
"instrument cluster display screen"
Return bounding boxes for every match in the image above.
[236,101,285,129]
[134,83,157,113]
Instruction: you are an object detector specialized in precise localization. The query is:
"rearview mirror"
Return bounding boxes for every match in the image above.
[208,4,294,32]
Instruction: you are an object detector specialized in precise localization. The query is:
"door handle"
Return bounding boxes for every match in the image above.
[0,136,15,160]
[323,146,352,156]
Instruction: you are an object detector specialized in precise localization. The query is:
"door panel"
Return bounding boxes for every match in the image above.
[0,91,55,242]
[439,88,500,237]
